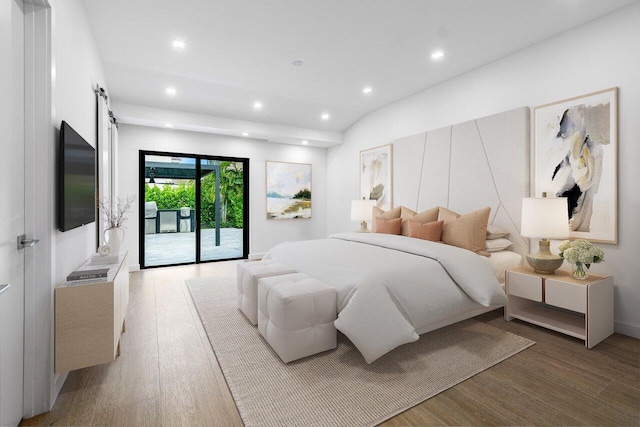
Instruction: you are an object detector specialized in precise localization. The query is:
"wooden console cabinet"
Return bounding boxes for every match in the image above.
[55,252,129,373]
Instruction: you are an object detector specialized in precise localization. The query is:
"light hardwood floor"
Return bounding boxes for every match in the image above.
[22,261,639,426]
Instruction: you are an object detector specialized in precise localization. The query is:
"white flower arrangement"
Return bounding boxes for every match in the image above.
[558,239,604,267]
[99,196,135,229]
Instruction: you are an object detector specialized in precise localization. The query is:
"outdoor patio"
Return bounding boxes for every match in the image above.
[144,228,243,267]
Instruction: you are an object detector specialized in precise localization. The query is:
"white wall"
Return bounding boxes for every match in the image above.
[327,3,640,337]
[51,0,106,284]
[117,124,327,268]
[49,0,109,400]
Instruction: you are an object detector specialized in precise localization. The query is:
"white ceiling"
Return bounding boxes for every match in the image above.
[83,0,637,138]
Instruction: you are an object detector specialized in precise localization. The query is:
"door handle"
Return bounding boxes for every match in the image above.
[0,284,10,296]
[17,234,39,250]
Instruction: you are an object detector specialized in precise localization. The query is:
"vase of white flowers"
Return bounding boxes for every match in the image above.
[99,196,134,256]
[558,239,604,280]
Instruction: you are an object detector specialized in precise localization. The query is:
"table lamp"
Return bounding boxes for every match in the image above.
[351,198,377,232]
[521,193,569,274]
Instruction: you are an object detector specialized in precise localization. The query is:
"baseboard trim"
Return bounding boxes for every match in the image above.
[51,371,68,409]
[614,320,640,339]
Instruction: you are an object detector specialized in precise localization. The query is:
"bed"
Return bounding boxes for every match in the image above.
[265,231,521,363]
[266,106,530,362]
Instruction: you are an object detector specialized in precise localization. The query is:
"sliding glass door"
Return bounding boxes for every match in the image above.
[198,159,245,261]
[140,151,249,268]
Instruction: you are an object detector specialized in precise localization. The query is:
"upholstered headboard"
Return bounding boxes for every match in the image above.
[393,107,530,257]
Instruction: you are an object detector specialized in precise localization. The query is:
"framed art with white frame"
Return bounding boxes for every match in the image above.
[360,144,393,211]
[534,87,617,244]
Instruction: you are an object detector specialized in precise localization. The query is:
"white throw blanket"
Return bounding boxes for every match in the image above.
[265,233,507,363]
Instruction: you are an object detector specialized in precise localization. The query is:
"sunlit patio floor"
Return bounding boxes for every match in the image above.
[144,228,243,267]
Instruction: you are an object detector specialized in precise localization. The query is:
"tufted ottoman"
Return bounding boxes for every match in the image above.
[258,273,337,363]
[237,260,297,325]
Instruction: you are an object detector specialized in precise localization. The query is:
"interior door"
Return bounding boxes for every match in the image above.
[0,0,25,425]
[97,94,111,242]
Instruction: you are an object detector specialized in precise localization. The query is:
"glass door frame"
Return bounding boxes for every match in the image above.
[138,149,250,269]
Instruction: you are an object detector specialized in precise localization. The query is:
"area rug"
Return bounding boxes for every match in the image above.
[186,275,534,427]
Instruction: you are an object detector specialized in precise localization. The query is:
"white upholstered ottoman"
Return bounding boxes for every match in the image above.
[258,273,337,363]
[237,260,296,325]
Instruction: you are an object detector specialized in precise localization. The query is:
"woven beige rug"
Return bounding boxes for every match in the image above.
[187,275,534,427]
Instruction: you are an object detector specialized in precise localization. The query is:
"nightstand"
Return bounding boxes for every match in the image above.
[504,265,613,349]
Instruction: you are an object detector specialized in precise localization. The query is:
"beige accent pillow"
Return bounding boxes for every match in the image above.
[438,207,491,256]
[371,206,401,232]
[400,206,439,236]
[437,207,460,222]
[374,217,402,235]
[407,219,443,242]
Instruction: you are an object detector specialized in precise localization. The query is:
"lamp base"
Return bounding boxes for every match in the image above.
[525,239,563,274]
[355,221,370,233]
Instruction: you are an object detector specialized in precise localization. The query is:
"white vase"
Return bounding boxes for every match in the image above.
[104,227,125,256]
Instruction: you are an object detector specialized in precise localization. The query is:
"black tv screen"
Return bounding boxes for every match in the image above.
[59,121,96,231]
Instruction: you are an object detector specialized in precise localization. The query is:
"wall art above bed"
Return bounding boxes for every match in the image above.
[360,144,392,211]
[534,88,618,244]
[266,161,311,219]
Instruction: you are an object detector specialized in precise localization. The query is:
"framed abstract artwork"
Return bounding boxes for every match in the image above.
[534,87,617,243]
[360,144,393,211]
[266,161,311,219]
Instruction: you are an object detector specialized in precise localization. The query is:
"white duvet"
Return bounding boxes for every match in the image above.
[264,233,507,363]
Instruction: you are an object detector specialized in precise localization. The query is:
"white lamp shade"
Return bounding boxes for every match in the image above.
[351,199,376,222]
[521,197,570,239]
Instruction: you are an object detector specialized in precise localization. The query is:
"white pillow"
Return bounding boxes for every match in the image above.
[485,238,513,252]
[334,281,418,363]
[486,224,509,240]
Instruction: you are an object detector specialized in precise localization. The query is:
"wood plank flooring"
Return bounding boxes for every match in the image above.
[22,261,639,426]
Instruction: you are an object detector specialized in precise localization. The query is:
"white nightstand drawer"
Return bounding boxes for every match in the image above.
[545,279,586,313]
[507,271,542,302]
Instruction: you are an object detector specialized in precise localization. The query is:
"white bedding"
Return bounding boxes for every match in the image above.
[264,233,508,363]
[484,250,523,284]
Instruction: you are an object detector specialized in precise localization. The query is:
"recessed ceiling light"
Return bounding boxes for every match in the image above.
[321,112,330,121]
[363,86,373,95]
[253,101,263,110]
[166,87,176,96]
[292,59,304,66]
[242,132,249,137]
[431,50,445,60]
[302,140,308,145]
[172,40,186,50]
[165,123,173,128]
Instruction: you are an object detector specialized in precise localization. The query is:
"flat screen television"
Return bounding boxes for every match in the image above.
[58,121,96,231]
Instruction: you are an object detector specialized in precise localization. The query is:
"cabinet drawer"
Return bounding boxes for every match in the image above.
[507,271,542,301]
[546,279,586,313]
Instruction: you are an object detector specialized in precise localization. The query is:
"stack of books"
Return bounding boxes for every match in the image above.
[66,268,109,282]
[90,254,119,265]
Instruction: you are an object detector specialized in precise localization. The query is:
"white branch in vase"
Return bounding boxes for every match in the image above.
[99,196,135,229]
